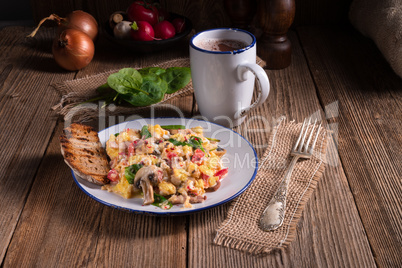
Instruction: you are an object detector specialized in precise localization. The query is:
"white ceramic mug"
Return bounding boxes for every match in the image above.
[190,28,270,127]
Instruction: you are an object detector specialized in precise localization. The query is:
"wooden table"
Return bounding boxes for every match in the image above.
[0,25,401,267]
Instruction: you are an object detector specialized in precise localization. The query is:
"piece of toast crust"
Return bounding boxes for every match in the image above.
[60,123,110,185]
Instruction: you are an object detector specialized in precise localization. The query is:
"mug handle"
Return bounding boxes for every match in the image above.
[234,63,270,120]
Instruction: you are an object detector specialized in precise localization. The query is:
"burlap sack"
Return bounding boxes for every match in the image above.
[350,0,402,78]
[214,118,329,254]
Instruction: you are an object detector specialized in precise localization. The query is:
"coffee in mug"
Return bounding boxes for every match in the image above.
[190,28,270,127]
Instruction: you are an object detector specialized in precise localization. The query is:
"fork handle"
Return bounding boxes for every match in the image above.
[260,155,300,231]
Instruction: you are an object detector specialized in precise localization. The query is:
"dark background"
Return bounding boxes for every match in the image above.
[0,0,33,28]
[0,0,353,30]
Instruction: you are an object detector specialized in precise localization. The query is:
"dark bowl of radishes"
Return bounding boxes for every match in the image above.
[104,1,192,53]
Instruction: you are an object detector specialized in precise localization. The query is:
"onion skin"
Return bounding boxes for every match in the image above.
[52,28,95,71]
[27,10,98,41]
[62,10,99,41]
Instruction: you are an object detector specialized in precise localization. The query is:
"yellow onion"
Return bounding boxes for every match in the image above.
[28,10,98,41]
[52,28,94,71]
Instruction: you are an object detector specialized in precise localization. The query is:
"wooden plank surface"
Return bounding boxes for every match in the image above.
[0,26,75,262]
[1,24,398,267]
[297,26,402,267]
[188,31,376,267]
[3,29,192,267]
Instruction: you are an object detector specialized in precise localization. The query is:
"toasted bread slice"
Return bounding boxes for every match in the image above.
[60,123,110,185]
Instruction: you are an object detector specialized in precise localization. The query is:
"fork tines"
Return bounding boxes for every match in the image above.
[293,117,322,155]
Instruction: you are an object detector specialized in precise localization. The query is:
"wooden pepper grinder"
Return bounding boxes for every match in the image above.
[257,0,295,69]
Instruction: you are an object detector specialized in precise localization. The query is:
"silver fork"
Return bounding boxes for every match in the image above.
[260,117,322,231]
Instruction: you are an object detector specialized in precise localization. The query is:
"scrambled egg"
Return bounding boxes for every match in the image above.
[102,124,228,208]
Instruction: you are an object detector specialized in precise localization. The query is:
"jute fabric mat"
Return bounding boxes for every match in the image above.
[214,118,329,254]
[52,57,266,122]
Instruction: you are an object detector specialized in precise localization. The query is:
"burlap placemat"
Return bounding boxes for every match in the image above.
[52,57,266,122]
[214,118,328,254]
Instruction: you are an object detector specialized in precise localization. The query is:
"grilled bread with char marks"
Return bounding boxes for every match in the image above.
[60,123,110,185]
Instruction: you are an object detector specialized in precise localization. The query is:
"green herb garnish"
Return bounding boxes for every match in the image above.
[168,136,205,152]
[114,133,120,137]
[140,125,152,139]
[188,136,205,152]
[206,137,220,142]
[124,163,144,184]
[161,125,186,130]
[168,138,187,147]
[152,193,173,210]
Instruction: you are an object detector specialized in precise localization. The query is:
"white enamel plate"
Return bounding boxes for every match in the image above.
[72,118,258,215]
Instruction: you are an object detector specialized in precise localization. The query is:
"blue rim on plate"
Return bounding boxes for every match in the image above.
[71,117,258,216]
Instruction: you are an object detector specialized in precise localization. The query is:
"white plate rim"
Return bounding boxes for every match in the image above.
[71,117,258,216]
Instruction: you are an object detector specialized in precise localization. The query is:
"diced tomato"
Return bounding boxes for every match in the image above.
[107,169,119,183]
[191,148,204,164]
[202,173,209,187]
[214,168,228,180]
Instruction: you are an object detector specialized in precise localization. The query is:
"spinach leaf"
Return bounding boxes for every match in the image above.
[107,72,149,96]
[119,73,167,106]
[138,67,166,76]
[168,138,187,147]
[188,136,205,152]
[118,68,143,82]
[140,125,152,139]
[87,66,191,108]
[152,193,173,210]
[160,67,191,94]
[169,136,205,152]
[125,163,144,184]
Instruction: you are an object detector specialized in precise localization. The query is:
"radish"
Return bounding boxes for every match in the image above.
[154,20,176,40]
[171,18,186,34]
[130,21,155,41]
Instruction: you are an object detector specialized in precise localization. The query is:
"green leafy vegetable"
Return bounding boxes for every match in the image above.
[114,133,120,137]
[188,136,205,152]
[125,163,144,184]
[169,136,205,152]
[138,67,166,76]
[160,67,192,94]
[140,125,152,139]
[168,138,187,147]
[88,66,191,107]
[161,125,186,130]
[152,193,173,210]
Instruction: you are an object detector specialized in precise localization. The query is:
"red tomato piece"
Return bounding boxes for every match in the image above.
[191,148,204,164]
[214,168,228,180]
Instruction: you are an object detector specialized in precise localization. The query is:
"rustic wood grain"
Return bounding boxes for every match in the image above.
[0,26,75,263]
[188,31,376,267]
[3,28,192,267]
[5,122,187,267]
[297,26,402,267]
